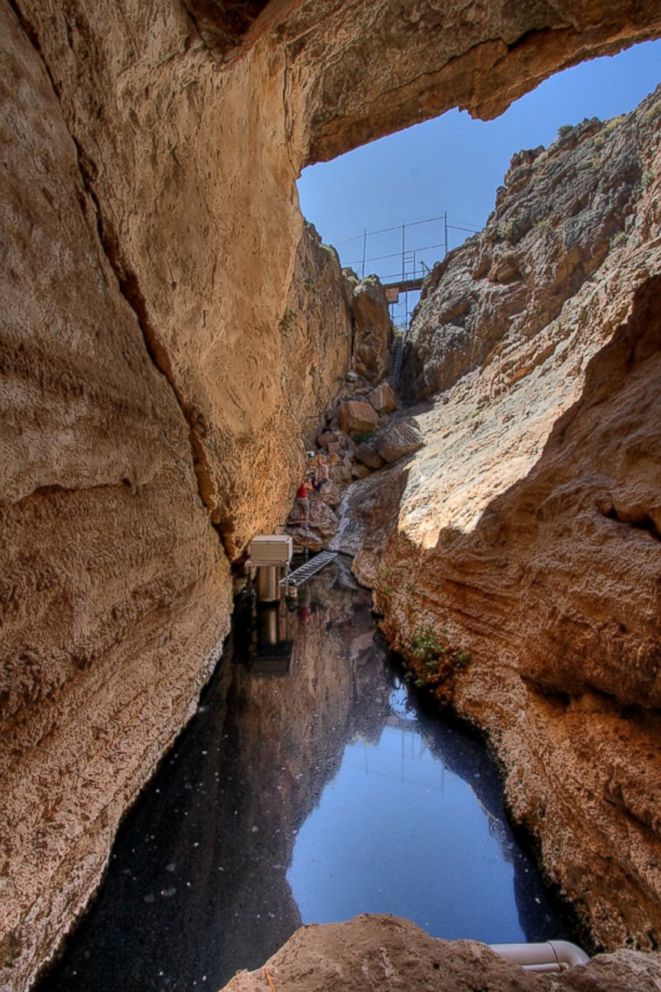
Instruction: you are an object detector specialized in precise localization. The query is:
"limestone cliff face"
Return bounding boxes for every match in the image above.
[338,94,661,950]
[404,98,660,403]
[2,0,661,989]
[280,225,353,445]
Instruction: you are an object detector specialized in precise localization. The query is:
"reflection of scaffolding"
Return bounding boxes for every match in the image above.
[351,726,447,793]
[351,723,512,852]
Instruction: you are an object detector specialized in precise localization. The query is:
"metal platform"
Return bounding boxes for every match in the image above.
[281,550,338,589]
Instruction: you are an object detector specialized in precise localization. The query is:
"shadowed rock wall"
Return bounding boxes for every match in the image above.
[2,0,661,988]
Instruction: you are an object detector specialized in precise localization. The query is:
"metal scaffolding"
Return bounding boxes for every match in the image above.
[338,212,478,332]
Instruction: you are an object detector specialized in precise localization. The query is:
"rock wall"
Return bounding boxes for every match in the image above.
[337,94,661,949]
[2,0,661,988]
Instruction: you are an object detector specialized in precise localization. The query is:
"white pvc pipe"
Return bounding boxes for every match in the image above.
[489,940,589,972]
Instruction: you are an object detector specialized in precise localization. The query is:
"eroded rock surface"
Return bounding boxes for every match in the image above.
[351,277,392,382]
[3,0,661,988]
[337,94,661,949]
[221,915,661,992]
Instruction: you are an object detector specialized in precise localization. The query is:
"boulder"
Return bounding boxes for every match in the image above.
[330,456,353,487]
[221,915,661,992]
[288,495,338,550]
[353,442,385,470]
[368,381,397,414]
[319,480,342,508]
[339,399,379,436]
[317,429,337,449]
[352,278,392,382]
[352,463,372,480]
[374,417,424,463]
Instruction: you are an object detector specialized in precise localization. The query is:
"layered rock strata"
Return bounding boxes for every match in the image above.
[337,94,661,949]
[3,0,661,989]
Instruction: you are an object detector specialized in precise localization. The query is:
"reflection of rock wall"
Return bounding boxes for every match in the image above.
[4,0,661,987]
[339,95,661,949]
[221,563,391,974]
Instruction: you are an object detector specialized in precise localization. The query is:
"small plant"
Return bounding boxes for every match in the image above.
[320,243,340,264]
[643,98,661,123]
[535,217,550,231]
[610,231,627,249]
[605,113,626,131]
[406,623,473,703]
[642,170,654,190]
[495,219,516,244]
[557,123,574,140]
[409,624,444,665]
[352,431,376,443]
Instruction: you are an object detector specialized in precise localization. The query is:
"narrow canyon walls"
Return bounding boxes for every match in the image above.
[2,1,661,989]
[340,94,661,949]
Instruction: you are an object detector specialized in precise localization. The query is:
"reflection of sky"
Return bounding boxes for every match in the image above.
[288,700,524,943]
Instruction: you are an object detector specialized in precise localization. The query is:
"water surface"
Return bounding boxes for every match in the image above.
[39,558,571,991]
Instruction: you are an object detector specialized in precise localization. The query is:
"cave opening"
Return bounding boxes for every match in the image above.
[297,39,661,332]
[3,3,661,989]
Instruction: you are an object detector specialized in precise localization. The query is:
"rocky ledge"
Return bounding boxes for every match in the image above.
[221,915,661,992]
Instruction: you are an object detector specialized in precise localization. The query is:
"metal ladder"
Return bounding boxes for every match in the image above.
[389,335,405,385]
[280,550,338,589]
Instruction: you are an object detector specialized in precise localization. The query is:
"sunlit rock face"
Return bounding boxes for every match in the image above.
[2,0,661,988]
[338,93,661,950]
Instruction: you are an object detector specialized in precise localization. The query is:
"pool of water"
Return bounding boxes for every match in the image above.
[38,558,572,992]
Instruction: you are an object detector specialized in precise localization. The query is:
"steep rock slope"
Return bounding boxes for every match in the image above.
[2,1,661,989]
[338,94,661,949]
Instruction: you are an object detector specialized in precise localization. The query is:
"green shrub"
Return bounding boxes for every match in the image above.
[605,113,626,130]
[407,623,473,692]
[643,98,661,122]
[409,624,444,665]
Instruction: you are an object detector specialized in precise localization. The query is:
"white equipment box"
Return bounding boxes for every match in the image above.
[248,535,293,567]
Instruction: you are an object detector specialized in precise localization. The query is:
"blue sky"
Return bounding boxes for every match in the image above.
[297,38,660,321]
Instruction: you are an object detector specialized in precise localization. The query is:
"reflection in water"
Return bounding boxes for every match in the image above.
[289,680,540,941]
[38,558,571,992]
